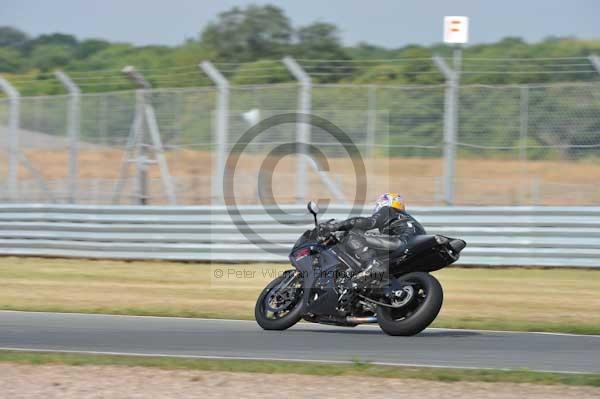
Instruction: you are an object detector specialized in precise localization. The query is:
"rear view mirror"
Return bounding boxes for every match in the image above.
[307,201,320,215]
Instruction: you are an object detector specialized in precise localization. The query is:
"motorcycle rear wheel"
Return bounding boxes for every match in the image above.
[376,272,443,336]
[255,272,304,331]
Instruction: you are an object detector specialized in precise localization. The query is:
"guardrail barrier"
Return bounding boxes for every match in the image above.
[0,204,598,267]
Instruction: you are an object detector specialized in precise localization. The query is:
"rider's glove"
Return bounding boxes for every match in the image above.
[319,221,339,233]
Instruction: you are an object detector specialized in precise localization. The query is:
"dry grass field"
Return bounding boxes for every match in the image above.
[0,149,598,204]
[1,257,599,334]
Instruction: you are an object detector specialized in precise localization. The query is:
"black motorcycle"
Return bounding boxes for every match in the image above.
[255,201,466,336]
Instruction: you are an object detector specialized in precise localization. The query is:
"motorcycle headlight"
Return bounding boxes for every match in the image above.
[294,247,311,261]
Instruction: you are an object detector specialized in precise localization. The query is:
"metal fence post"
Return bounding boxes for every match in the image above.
[200,61,229,205]
[282,56,311,204]
[55,70,80,203]
[0,76,20,201]
[366,84,377,158]
[433,54,460,205]
[519,85,529,204]
[589,55,600,75]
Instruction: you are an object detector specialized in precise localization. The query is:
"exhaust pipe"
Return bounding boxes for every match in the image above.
[345,316,378,324]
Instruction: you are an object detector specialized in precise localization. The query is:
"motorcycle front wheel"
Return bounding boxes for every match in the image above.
[376,271,443,336]
[255,271,304,331]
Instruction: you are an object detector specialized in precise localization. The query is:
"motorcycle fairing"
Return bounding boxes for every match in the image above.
[289,242,343,316]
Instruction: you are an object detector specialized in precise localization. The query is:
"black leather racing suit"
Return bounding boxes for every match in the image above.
[326,206,426,266]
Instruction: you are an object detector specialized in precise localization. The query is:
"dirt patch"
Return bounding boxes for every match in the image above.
[1,363,598,399]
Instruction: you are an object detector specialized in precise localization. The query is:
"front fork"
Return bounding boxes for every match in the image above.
[264,270,302,313]
[271,270,300,294]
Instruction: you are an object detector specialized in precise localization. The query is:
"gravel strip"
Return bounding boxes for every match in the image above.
[1,363,599,399]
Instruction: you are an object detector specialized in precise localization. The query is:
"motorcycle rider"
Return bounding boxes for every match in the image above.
[320,193,426,286]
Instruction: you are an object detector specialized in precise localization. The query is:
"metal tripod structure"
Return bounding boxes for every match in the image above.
[112,66,176,205]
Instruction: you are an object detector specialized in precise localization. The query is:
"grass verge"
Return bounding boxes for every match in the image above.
[1,257,599,334]
[1,350,599,387]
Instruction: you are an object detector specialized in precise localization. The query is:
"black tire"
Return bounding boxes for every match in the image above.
[255,272,304,331]
[377,272,443,336]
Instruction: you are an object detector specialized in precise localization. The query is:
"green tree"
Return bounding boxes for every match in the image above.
[76,38,111,59]
[0,26,29,48]
[231,59,291,85]
[0,47,23,72]
[355,64,408,84]
[29,45,74,71]
[527,86,600,159]
[24,33,78,52]
[296,22,346,59]
[295,22,350,82]
[73,43,135,70]
[200,5,292,62]
[398,47,442,84]
[347,42,398,60]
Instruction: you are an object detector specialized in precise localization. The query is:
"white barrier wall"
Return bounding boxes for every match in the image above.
[0,204,598,267]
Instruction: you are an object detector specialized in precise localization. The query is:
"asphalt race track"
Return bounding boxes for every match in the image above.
[0,311,598,373]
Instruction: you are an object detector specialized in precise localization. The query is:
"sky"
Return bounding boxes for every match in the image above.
[1,0,599,48]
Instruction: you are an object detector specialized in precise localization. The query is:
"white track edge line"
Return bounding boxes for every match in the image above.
[0,347,594,375]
